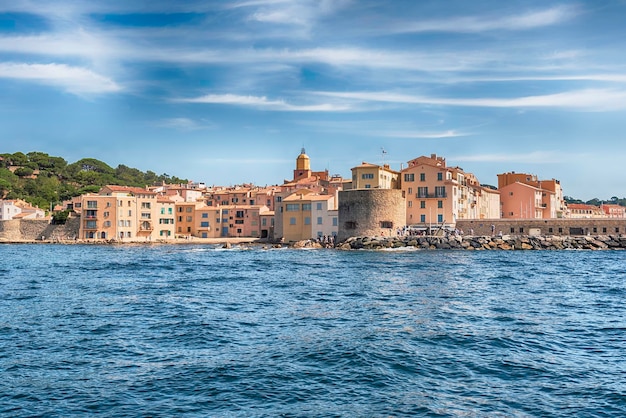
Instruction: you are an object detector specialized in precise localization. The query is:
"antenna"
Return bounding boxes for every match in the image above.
[381,147,387,165]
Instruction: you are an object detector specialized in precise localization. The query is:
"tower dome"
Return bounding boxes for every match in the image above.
[296,148,311,171]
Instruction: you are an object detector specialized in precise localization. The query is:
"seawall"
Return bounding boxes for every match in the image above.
[0,218,80,242]
[337,234,626,250]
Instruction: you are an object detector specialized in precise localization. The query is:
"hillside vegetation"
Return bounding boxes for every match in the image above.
[0,151,187,210]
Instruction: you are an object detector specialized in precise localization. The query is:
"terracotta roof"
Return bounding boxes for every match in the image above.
[103,185,157,195]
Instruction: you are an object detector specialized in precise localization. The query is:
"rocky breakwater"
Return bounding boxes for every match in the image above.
[337,234,626,251]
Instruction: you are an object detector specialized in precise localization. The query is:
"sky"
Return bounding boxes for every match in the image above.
[1,0,625,200]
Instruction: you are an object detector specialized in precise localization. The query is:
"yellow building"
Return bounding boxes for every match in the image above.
[280,189,338,242]
[350,162,400,190]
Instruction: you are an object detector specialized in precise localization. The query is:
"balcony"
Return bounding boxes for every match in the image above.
[138,221,154,231]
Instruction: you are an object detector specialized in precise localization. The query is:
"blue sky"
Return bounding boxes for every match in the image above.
[1,0,625,200]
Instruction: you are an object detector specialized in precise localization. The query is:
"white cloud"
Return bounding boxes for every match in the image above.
[377,130,468,139]
[397,5,577,33]
[175,93,352,112]
[314,89,626,111]
[154,118,215,131]
[0,62,121,94]
[452,151,585,164]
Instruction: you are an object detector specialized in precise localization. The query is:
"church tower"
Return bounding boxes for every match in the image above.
[293,148,312,181]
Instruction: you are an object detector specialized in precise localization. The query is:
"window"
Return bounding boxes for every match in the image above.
[420,214,426,223]
[86,220,97,229]
[380,221,393,228]
[417,187,428,198]
[202,232,207,238]
[437,200,443,209]
[276,196,282,202]
[87,200,97,209]
[262,218,267,226]
[404,173,414,182]
[141,213,151,219]
[200,221,209,227]
[408,187,412,194]
[408,201,412,208]
[302,203,311,211]
[345,221,357,229]
[362,173,374,179]
[519,228,524,233]
[437,172,443,181]
[161,208,165,214]
[178,216,182,222]
[286,204,300,211]
[141,202,151,209]
[437,214,443,223]
[168,208,173,215]
[420,201,426,209]
[333,218,337,226]
[549,228,553,233]
[202,212,208,218]
[305,217,311,225]
[290,217,296,225]
[435,186,446,197]
[365,184,371,188]
[186,207,192,213]
[104,221,111,227]
[128,210,132,216]
[235,220,244,224]
[316,203,322,210]
[420,173,426,181]
[317,217,323,225]
[236,210,244,218]
[186,216,192,222]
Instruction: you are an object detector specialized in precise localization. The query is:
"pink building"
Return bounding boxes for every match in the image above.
[499,182,547,219]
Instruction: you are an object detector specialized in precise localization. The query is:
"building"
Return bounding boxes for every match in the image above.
[498,172,566,218]
[350,162,400,190]
[401,154,498,228]
[601,203,626,218]
[274,149,347,241]
[280,189,338,242]
[156,196,176,240]
[0,200,22,220]
[499,182,547,219]
[567,203,606,219]
[79,185,159,241]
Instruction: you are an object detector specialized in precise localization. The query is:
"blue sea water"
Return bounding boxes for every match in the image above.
[1,244,625,417]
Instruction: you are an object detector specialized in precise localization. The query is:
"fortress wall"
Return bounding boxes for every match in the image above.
[338,189,406,241]
[456,219,626,237]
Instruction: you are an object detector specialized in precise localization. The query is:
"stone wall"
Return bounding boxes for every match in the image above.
[338,234,626,251]
[338,189,406,242]
[456,219,626,237]
[0,217,80,242]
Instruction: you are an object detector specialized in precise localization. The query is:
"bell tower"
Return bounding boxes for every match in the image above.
[293,148,312,181]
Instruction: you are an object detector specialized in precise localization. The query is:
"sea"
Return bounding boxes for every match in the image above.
[1,244,625,417]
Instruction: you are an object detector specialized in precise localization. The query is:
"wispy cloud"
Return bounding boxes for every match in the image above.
[396,5,577,33]
[452,151,586,164]
[315,89,626,111]
[174,93,352,112]
[0,62,121,94]
[377,130,468,139]
[154,117,215,131]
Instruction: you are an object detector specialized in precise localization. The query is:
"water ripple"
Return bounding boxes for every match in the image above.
[1,245,625,416]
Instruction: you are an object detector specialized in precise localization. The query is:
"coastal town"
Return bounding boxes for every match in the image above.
[1,149,625,245]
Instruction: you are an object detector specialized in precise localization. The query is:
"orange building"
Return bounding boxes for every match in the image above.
[498,172,566,218]
[401,154,499,228]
